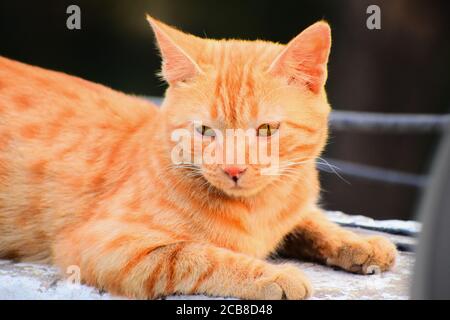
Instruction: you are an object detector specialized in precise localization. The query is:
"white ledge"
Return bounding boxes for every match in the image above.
[0,212,416,300]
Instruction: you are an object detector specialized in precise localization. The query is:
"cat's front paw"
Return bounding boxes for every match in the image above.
[255,264,313,299]
[326,235,397,274]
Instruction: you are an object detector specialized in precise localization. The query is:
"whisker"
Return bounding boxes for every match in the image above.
[277,156,350,185]
[316,157,350,185]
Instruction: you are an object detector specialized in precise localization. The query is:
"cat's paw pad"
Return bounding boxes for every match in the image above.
[327,235,397,274]
[256,264,313,300]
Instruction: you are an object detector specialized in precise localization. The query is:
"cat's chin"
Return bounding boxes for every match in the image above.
[218,184,266,198]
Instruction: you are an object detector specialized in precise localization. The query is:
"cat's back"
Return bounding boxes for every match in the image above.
[0,56,159,170]
[0,57,160,261]
[0,56,158,125]
[0,56,160,193]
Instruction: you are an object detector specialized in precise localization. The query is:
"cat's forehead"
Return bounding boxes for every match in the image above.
[201,41,283,126]
[201,40,282,68]
[210,67,257,126]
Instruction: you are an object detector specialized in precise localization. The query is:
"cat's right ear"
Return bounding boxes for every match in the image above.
[147,15,203,84]
[267,21,331,94]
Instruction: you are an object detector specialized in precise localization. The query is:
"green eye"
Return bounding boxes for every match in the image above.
[195,125,216,137]
[257,123,280,137]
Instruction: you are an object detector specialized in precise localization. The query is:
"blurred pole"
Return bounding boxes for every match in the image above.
[412,125,450,299]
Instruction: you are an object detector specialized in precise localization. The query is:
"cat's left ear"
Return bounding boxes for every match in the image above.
[267,21,331,94]
[147,15,203,84]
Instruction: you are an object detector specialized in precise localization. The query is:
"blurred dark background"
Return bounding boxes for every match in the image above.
[1,0,449,220]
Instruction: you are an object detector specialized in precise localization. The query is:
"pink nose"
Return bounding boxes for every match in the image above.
[223,166,247,182]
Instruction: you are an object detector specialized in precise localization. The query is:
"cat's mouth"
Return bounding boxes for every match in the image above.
[202,175,266,198]
[189,165,268,198]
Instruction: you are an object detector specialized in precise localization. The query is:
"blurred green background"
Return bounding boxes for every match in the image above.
[1,0,449,220]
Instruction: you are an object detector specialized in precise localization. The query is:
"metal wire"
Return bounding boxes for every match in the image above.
[329,111,450,133]
[319,158,428,188]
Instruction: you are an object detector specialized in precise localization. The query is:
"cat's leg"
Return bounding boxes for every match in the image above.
[52,218,312,299]
[278,208,397,274]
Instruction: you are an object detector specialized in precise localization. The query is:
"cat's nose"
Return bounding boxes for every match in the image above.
[223,166,247,183]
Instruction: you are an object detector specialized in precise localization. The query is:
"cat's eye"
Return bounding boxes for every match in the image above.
[257,123,280,137]
[195,125,216,137]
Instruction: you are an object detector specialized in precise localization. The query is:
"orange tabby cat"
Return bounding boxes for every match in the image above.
[0,16,396,299]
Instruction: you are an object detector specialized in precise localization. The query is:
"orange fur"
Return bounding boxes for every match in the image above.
[0,16,396,299]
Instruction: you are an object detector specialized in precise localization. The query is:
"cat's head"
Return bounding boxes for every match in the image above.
[148,15,331,198]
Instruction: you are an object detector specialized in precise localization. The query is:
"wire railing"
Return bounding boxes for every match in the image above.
[329,111,450,133]
[326,111,450,188]
[319,158,428,188]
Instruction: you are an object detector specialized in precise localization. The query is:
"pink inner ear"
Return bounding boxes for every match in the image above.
[157,34,199,84]
[148,16,201,84]
[269,22,331,94]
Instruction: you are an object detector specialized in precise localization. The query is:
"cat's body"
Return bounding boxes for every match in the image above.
[0,56,159,261]
[0,17,397,299]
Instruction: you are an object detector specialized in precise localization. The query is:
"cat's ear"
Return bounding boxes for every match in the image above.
[267,21,331,94]
[146,15,203,84]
